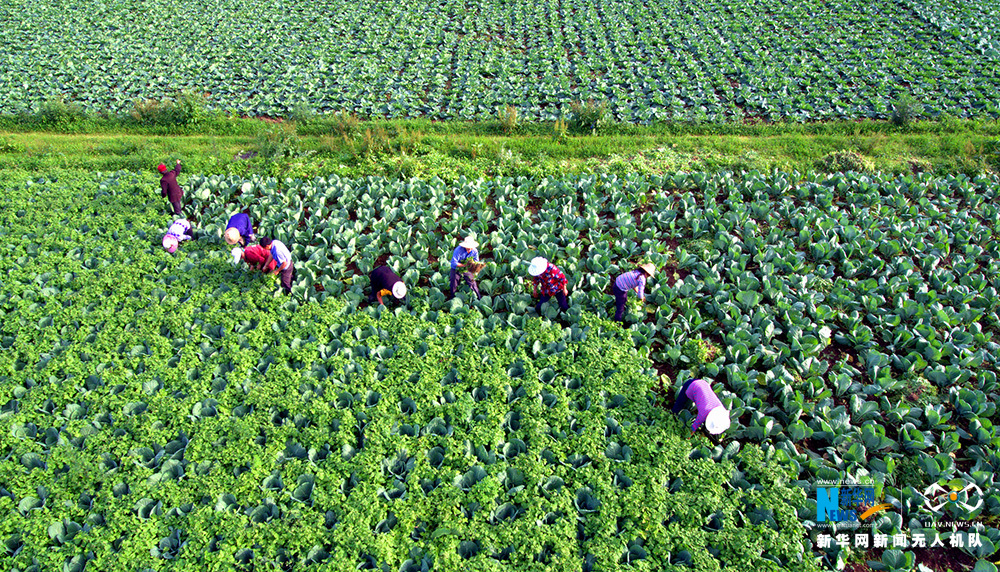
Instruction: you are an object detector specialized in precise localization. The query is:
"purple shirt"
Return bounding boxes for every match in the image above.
[370,265,402,293]
[686,379,724,432]
[615,270,647,299]
[226,213,254,239]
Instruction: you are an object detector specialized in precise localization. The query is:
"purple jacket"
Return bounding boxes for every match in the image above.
[160,164,183,202]
[615,270,647,299]
[686,379,724,432]
[226,213,254,239]
[370,265,403,294]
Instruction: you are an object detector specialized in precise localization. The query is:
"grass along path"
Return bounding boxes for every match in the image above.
[1,118,998,179]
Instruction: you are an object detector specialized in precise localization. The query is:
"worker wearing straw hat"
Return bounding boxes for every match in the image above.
[369,264,408,306]
[158,159,184,216]
[449,235,483,300]
[161,218,194,254]
[223,213,256,247]
[611,262,655,324]
[528,256,569,315]
[671,378,731,435]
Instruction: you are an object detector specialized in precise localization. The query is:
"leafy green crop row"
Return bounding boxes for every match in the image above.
[906,0,1000,59]
[169,169,1000,567]
[1,0,998,122]
[2,168,999,570]
[0,175,818,571]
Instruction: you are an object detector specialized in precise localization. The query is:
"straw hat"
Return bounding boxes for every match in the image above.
[231,247,243,265]
[639,263,656,276]
[705,406,731,435]
[162,236,178,253]
[224,228,241,245]
[392,282,407,299]
[459,236,479,250]
[528,256,548,276]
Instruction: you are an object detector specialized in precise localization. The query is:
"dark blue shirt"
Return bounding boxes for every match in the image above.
[226,213,254,239]
[450,246,479,269]
[370,265,402,293]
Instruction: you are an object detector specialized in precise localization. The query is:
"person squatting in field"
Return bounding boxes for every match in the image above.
[449,235,483,300]
[671,378,731,435]
[224,213,255,247]
[158,160,184,216]
[232,245,277,273]
[611,263,655,324]
[528,256,570,315]
[368,264,408,306]
[162,218,193,253]
[261,237,295,295]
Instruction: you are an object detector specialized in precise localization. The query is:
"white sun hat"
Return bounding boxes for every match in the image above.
[224,228,241,245]
[528,256,548,276]
[392,282,407,299]
[162,235,178,253]
[459,236,479,250]
[231,247,243,265]
[705,406,731,435]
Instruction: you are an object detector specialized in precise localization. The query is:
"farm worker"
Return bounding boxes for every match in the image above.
[234,245,276,273]
[158,159,184,216]
[671,378,731,435]
[368,265,408,306]
[224,213,255,246]
[449,235,482,300]
[260,237,295,295]
[528,256,569,314]
[611,263,655,324]
[162,218,193,254]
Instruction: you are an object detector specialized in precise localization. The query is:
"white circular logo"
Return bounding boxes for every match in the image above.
[923,482,984,513]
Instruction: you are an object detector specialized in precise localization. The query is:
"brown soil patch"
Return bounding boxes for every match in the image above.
[662,264,691,286]
[818,344,853,365]
[251,115,285,124]
[844,547,976,572]
[650,371,680,410]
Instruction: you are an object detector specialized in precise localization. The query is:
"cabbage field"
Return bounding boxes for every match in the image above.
[2,170,999,571]
[2,0,999,122]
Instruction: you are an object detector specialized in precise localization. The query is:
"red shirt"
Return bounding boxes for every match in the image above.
[534,263,567,296]
[244,245,276,272]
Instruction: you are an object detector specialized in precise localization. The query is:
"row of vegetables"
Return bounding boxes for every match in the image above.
[1,169,999,570]
[906,0,1000,59]
[0,173,815,571]
[185,168,1000,568]
[1,0,998,121]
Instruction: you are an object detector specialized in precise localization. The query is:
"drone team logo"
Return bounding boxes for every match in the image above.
[923,481,985,513]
